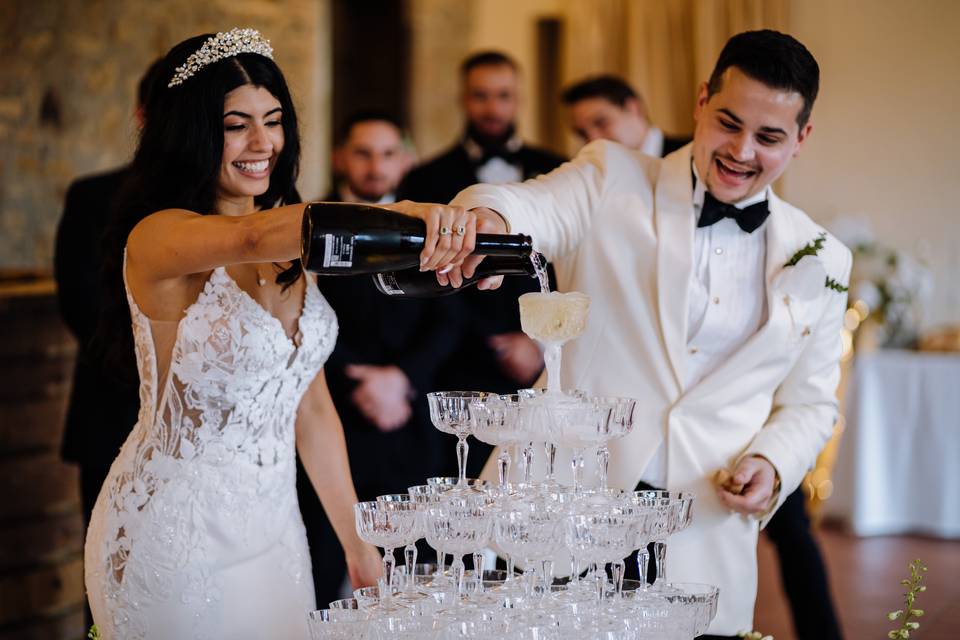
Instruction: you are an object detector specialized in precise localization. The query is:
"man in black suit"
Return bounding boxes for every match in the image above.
[298,112,459,606]
[54,57,163,629]
[398,51,563,476]
[562,74,841,640]
[561,74,689,157]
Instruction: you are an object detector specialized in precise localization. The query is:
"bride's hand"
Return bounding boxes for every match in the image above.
[345,543,383,590]
[384,200,477,279]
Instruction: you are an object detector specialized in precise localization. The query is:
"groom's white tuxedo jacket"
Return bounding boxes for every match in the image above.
[451,141,851,634]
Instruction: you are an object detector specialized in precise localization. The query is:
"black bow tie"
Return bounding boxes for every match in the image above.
[476,147,520,166]
[698,191,770,233]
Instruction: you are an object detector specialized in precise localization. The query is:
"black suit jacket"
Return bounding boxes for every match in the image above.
[55,167,140,468]
[398,143,565,205]
[397,142,564,474]
[306,191,462,495]
[662,135,691,157]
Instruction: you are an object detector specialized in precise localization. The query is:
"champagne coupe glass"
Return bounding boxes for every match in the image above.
[371,613,440,640]
[628,491,694,589]
[425,477,490,492]
[549,399,613,494]
[307,609,369,640]
[409,484,453,581]
[377,494,427,602]
[648,582,719,637]
[424,495,494,601]
[328,597,362,611]
[589,397,637,492]
[470,394,525,493]
[354,500,419,611]
[518,388,587,491]
[655,492,694,589]
[427,391,493,491]
[518,292,590,396]
[495,503,564,599]
[564,513,637,607]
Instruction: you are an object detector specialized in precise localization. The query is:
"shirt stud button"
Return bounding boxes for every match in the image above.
[689,346,699,354]
[715,247,724,255]
[713,297,720,304]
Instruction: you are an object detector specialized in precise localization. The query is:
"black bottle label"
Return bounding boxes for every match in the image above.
[322,233,355,268]
[374,273,404,295]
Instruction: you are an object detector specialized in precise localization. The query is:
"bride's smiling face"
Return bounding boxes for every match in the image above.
[218,84,284,202]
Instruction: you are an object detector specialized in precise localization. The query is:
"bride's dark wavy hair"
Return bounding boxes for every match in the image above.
[96,33,303,386]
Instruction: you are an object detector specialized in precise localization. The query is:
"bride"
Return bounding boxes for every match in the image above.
[83,29,398,639]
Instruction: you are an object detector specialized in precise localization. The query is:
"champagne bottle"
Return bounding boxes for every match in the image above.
[373,253,547,298]
[300,202,533,275]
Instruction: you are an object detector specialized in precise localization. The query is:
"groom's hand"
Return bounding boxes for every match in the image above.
[460,207,509,290]
[715,455,779,516]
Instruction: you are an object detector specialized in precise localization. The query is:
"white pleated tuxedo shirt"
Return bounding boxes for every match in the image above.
[639,165,770,488]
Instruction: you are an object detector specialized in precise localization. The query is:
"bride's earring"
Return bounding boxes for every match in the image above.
[257,268,267,287]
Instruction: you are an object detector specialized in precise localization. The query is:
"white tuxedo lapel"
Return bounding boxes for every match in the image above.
[654,147,696,392]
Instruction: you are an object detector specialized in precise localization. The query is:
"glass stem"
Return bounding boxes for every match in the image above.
[572,449,585,494]
[456,435,469,485]
[544,442,557,482]
[453,556,466,601]
[497,449,511,492]
[597,446,610,491]
[404,544,417,593]
[522,442,534,484]
[653,541,667,586]
[612,560,625,597]
[472,552,484,594]
[638,548,650,588]
[522,558,535,598]
[506,555,515,583]
[595,568,605,607]
[540,559,554,597]
[382,547,395,603]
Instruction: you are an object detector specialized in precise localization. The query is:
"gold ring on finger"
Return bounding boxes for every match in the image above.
[439,226,451,236]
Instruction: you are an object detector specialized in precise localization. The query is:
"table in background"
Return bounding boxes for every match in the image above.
[825,349,960,538]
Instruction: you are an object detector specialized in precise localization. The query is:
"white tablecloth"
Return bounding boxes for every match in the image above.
[824,350,960,538]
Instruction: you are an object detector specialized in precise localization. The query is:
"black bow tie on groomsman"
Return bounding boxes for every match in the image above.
[697,190,770,233]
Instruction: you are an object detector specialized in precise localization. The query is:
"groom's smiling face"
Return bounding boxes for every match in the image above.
[692,67,812,204]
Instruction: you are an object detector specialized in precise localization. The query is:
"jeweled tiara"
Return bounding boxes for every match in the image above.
[168,28,274,88]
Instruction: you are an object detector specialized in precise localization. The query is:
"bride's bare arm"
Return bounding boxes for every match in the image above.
[127,203,307,283]
[295,367,383,588]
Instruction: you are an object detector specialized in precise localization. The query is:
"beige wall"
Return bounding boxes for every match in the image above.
[782,0,960,328]
[0,0,330,269]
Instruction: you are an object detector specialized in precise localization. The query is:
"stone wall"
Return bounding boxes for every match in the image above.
[0,0,330,270]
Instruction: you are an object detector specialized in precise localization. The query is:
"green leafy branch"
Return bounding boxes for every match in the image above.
[825,276,849,293]
[887,559,927,639]
[88,625,101,640]
[785,232,827,267]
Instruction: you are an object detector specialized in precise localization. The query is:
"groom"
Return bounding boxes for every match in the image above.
[423,30,850,637]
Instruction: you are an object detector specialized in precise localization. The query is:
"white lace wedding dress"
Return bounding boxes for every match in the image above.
[85,261,337,639]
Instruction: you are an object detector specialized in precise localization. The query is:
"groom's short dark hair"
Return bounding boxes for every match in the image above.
[707,29,819,129]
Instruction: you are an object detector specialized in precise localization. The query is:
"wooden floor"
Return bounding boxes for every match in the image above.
[754,522,960,640]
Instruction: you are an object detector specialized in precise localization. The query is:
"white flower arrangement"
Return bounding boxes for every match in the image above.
[828,216,933,348]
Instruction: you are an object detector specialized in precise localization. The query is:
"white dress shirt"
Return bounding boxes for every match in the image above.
[639,164,770,488]
[464,133,525,185]
[640,126,665,158]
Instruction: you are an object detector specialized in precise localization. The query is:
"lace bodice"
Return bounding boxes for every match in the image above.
[86,263,337,639]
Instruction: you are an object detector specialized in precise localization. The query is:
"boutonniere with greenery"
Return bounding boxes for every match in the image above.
[781,232,847,299]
